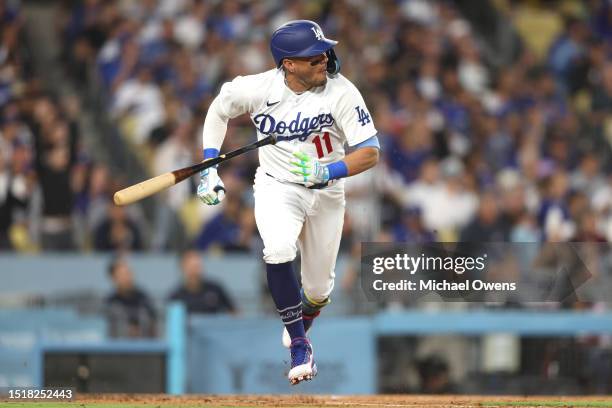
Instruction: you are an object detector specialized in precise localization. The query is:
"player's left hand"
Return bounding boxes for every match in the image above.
[290,151,330,187]
[197,167,226,205]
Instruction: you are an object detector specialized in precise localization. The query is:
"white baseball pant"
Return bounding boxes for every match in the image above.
[253,168,345,301]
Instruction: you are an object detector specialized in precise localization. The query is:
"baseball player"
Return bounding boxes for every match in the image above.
[197,20,379,385]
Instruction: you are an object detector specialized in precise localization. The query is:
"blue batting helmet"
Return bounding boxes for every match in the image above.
[270,20,341,74]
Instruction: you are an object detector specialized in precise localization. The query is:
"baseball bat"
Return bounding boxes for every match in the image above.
[113,134,277,206]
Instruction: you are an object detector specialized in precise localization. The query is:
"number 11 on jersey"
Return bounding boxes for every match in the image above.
[313,132,333,158]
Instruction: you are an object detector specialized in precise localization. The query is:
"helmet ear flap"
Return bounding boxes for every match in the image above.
[325,49,341,75]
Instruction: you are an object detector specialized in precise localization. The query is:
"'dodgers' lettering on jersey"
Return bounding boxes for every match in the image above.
[253,112,335,142]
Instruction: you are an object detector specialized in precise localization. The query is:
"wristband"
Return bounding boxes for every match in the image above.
[203,148,219,160]
[326,160,348,180]
[203,148,220,170]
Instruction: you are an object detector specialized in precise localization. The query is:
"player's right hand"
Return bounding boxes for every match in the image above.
[290,151,330,187]
[197,167,225,205]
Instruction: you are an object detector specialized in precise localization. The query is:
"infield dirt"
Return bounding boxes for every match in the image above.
[3,394,612,408]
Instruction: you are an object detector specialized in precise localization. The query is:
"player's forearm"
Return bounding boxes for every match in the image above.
[341,147,379,177]
[202,97,229,158]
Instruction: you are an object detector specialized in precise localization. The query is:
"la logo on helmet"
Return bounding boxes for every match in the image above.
[310,26,323,40]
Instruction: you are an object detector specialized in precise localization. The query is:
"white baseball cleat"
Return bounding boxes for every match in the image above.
[288,338,317,385]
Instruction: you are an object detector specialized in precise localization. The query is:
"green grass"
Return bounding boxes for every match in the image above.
[1,405,257,408]
[0,405,321,408]
[3,400,612,408]
[482,401,612,407]
[0,404,293,408]
[2,404,254,408]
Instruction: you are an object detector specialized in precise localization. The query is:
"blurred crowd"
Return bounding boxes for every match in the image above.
[1,0,611,254]
[0,0,153,252]
[0,0,90,252]
[105,249,236,339]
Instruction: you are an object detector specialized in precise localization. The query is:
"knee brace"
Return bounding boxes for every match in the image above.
[301,288,330,316]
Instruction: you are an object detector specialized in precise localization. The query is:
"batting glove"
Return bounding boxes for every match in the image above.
[290,151,330,187]
[197,167,226,205]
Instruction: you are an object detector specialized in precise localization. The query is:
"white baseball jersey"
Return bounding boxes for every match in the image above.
[204,68,377,184]
[202,68,377,301]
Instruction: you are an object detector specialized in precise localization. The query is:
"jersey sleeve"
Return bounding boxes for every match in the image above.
[334,78,378,147]
[215,75,262,118]
[202,74,266,152]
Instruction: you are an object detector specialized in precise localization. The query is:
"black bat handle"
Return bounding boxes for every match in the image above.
[172,135,277,183]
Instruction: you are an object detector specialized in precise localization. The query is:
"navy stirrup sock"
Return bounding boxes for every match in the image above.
[266,262,305,341]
